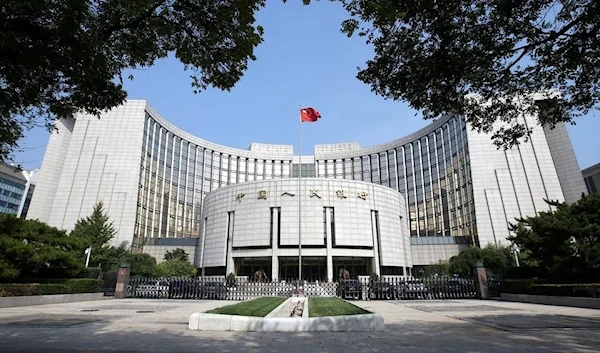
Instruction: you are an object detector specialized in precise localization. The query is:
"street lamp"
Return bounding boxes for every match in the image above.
[84,247,92,268]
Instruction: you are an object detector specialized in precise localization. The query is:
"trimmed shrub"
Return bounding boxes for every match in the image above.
[501,279,545,294]
[80,268,102,279]
[63,278,103,293]
[530,284,600,298]
[0,284,37,297]
[504,266,546,280]
[0,279,103,297]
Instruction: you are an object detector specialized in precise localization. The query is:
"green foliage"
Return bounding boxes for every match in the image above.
[308,297,370,317]
[156,260,196,277]
[102,241,131,272]
[69,202,118,270]
[369,271,379,283]
[501,279,544,295]
[207,297,286,317]
[226,272,236,287]
[0,215,83,281]
[164,248,189,262]
[417,260,449,277]
[530,284,600,298]
[0,0,266,161]
[124,253,157,277]
[336,0,600,148]
[508,193,600,282]
[0,279,103,297]
[80,268,102,279]
[448,245,512,276]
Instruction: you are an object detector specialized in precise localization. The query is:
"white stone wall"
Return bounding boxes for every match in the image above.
[27,117,75,223]
[543,123,588,203]
[28,101,147,246]
[199,178,410,270]
[467,113,566,246]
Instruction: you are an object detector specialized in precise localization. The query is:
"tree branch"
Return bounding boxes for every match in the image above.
[102,0,167,39]
[510,12,588,53]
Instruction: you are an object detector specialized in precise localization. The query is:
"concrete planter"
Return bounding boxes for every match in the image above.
[189,297,384,332]
[0,292,105,308]
[500,293,600,309]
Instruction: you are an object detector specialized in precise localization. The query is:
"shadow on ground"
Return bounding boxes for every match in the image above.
[1,300,600,353]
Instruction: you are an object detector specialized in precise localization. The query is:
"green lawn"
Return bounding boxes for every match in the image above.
[308,297,370,317]
[206,297,287,317]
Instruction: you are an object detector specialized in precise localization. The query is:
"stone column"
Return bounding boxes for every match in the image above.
[114,264,130,299]
[325,208,333,282]
[271,208,279,281]
[225,214,235,275]
[370,211,381,277]
[473,260,490,300]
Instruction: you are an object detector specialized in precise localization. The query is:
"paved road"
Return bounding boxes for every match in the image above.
[1,298,599,352]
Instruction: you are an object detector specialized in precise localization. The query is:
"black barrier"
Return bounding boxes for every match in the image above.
[125,276,476,300]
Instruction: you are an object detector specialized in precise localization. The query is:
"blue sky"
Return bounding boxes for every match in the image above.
[12,0,600,170]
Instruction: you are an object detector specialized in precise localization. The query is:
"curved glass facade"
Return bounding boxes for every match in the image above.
[134,111,477,251]
[314,117,477,246]
[134,112,295,250]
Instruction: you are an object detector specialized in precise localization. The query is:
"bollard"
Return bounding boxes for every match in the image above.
[114,262,131,299]
[473,260,490,300]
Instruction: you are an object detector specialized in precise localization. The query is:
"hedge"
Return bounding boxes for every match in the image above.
[501,279,543,294]
[530,284,600,298]
[0,279,103,297]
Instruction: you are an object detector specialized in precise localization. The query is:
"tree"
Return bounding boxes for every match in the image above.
[0,0,265,161]
[417,260,449,277]
[0,215,83,281]
[156,260,196,277]
[508,193,600,282]
[448,245,512,276]
[69,202,117,270]
[102,241,131,272]
[124,253,157,277]
[336,0,600,148]
[164,248,189,262]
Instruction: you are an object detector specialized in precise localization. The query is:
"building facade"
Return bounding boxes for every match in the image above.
[582,163,600,194]
[26,100,587,278]
[0,163,38,217]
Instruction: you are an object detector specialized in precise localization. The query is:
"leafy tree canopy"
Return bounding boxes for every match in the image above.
[164,248,189,262]
[124,253,157,277]
[508,193,600,282]
[335,0,600,148]
[156,259,196,277]
[448,245,513,276]
[416,260,449,277]
[0,215,83,281]
[0,0,265,161]
[69,202,118,270]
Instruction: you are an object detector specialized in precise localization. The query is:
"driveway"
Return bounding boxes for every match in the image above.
[0,298,599,352]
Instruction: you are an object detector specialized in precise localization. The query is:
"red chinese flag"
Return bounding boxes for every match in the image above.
[300,107,321,122]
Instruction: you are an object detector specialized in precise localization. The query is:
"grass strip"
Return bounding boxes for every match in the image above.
[308,297,370,317]
[206,297,287,317]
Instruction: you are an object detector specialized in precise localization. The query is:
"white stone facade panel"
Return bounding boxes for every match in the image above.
[200,178,411,269]
[466,113,567,246]
[28,101,147,247]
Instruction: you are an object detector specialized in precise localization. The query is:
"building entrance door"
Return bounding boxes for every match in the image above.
[278,256,326,281]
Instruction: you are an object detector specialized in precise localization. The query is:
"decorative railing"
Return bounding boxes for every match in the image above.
[125,276,476,300]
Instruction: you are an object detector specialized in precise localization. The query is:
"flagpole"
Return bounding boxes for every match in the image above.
[298,107,303,284]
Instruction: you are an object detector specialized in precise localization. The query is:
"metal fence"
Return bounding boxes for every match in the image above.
[125,276,477,300]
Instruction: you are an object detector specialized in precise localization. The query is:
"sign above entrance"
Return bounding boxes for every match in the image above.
[281,191,295,197]
[310,189,321,198]
[236,193,245,202]
[358,192,368,200]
